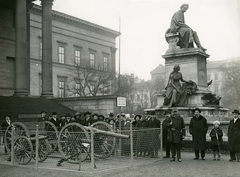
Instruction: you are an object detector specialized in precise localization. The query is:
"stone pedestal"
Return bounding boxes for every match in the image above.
[163,48,210,88]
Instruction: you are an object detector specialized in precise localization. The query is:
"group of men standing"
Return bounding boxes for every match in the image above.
[163,107,240,162]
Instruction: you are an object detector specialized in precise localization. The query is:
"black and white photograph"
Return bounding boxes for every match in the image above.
[0,0,240,176]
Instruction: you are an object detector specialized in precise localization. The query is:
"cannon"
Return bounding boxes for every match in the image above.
[4,114,57,165]
[57,121,129,164]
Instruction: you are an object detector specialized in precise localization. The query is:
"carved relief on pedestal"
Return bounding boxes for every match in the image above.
[165,33,180,50]
[165,57,197,64]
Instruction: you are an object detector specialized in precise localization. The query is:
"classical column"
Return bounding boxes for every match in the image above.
[41,0,54,97]
[14,0,29,96]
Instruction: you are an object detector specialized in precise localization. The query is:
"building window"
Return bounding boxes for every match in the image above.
[58,46,65,64]
[103,56,108,71]
[90,53,95,68]
[75,83,80,97]
[58,81,65,98]
[214,74,218,81]
[75,50,81,66]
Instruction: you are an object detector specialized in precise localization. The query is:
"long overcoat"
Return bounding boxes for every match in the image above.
[228,118,240,151]
[148,117,161,149]
[162,118,171,148]
[135,120,148,153]
[168,115,185,144]
[189,115,208,150]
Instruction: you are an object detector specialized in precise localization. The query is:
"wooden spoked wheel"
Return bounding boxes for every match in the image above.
[32,136,49,162]
[58,123,90,163]
[92,121,116,159]
[14,136,33,165]
[4,122,28,153]
[43,121,58,154]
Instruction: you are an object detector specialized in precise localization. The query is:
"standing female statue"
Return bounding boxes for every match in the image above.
[163,65,189,107]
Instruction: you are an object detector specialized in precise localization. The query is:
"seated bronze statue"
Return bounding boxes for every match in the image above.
[163,65,198,107]
[165,4,207,52]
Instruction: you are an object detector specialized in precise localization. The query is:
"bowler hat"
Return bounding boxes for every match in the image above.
[52,111,57,115]
[134,114,142,120]
[4,115,10,118]
[164,110,171,115]
[99,115,105,120]
[232,109,240,114]
[92,113,99,117]
[84,111,91,116]
[109,113,114,117]
[193,108,201,113]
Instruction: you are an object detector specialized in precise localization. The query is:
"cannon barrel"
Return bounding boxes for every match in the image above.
[84,126,129,139]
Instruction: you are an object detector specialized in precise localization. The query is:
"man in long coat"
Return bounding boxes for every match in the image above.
[148,115,161,158]
[162,110,172,158]
[167,108,185,162]
[189,108,208,160]
[228,109,240,162]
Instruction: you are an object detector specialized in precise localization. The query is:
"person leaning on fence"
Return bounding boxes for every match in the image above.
[209,121,223,161]
[228,109,240,162]
[147,115,161,158]
[162,110,172,158]
[189,108,208,160]
[132,115,141,156]
[1,115,11,156]
[121,115,131,156]
[167,108,185,162]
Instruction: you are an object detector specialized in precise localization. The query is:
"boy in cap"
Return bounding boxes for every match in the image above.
[210,121,223,161]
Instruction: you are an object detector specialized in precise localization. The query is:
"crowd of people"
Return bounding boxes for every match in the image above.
[2,107,240,163]
[162,108,240,163]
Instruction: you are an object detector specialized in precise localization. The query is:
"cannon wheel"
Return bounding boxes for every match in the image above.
[43,121,58,154]
[4,122,28,153]
[14,136,33,165]
[32,137,50,162]
[58,123,90,163]
[92,121,116,159]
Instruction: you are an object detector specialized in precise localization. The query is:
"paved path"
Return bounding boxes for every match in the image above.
[0,152,240,177]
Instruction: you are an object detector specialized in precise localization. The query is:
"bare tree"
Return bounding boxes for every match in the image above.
[66,61,115,97]
[221,60,240,110]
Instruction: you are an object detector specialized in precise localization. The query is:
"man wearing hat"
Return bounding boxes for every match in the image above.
[50,112,61,130]
[162,110,172,158]
[2,115,11,155]
[167,108,185,162]
[84,111,92,126]
[228,109,240,162]
[189,108,208,160]
[40,111,47,121]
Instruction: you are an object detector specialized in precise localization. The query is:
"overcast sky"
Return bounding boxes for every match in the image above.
[36,0,240,80]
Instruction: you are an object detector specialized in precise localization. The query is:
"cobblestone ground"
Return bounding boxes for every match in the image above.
[0,152,240,177]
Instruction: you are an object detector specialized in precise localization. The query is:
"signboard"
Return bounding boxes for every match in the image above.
[116,97,126,107]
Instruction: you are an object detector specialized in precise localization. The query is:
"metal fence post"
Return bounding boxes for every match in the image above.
[91,126,96,169]
[35,125,39,169]
[130,123,133,166]
[160,122,163,159]
[11,125,15,166]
